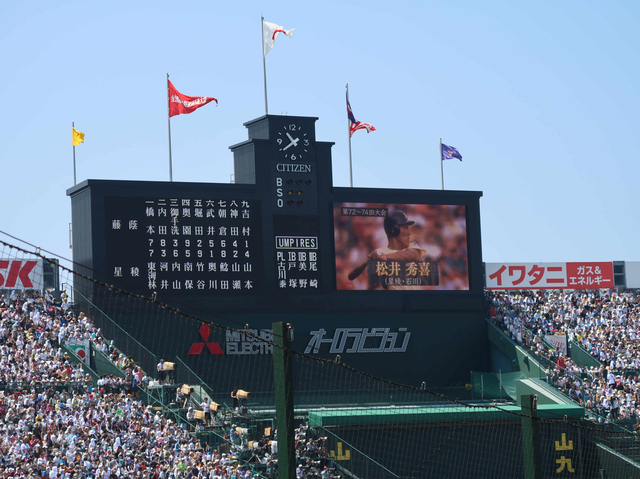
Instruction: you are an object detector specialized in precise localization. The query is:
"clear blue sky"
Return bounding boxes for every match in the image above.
[2,1,639,265]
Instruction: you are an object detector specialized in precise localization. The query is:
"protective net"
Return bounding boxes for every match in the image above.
[1,235,639,479]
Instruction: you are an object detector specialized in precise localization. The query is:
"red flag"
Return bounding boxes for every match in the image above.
[168,80,217,117]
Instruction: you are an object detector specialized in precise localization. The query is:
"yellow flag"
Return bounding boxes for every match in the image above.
[72,127,85,146]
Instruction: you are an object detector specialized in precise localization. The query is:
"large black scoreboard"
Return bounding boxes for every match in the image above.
[67,115,487,389]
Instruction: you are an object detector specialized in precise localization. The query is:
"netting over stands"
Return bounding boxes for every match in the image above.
[2,236,640,479]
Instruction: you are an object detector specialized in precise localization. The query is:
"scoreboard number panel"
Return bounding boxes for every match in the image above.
[105,197,263,294]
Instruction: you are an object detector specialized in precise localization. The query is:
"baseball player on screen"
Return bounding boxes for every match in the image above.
[348,210,427,285]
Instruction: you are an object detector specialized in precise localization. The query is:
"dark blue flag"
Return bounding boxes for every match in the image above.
[441,143,462,161]
[347,92,375,137]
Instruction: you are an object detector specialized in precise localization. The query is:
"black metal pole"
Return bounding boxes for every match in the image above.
[273,322,295,479]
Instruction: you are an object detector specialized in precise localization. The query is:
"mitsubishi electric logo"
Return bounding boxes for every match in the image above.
[305,327,411,354]
[188,324,223,355]
[188,325,274,356]
[226,329,274,355]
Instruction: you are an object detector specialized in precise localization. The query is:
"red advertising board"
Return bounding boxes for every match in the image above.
[485,262,614,290]
[565,262,614,289]
[0,259,43,290]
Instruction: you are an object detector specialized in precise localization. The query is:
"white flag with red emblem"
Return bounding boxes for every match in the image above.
[263,20,294,56]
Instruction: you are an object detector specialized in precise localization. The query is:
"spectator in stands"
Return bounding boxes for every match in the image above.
[487,289,640,424]
[157,358,165,384]
[201,396,211,425]
[176,385,185,406]
[0,288,339,478]
[231,387,239,411]
[44,289,55,304]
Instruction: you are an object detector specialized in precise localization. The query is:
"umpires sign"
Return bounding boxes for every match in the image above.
[273,215,321,292]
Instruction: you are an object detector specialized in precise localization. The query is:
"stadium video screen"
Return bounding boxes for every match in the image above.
[334,203,470,291]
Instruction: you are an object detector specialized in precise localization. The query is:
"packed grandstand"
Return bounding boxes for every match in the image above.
[487,289,640,425]
[0,290,334,479]
[3,286,640,477]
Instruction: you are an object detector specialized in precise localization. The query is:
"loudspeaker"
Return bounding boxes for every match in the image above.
[237,389,250,399]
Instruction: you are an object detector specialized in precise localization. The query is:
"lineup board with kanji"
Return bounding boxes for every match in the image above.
[104,197,263,294]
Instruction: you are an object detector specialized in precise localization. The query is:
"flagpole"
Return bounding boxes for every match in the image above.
[72,122,77,186]
[167,73,173,182]
[262,16,269,115]
[440,138,444,190]
[347,84,354,188]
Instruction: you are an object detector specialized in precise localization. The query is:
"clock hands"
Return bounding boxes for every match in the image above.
[286,132,299,145]
[282,132,299,151]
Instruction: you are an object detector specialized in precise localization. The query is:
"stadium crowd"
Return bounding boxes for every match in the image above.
[10,280,640,473]
[487,289,640,424]
[0,290,267,478]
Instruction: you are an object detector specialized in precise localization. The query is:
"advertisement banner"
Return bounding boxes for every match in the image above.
[66,340,91,365]
[545,334,567,355]
[178,309,489,392]
[334,203,469,290]
[485,262,614,290]
[0,259,43,290]
[565,262,615,289]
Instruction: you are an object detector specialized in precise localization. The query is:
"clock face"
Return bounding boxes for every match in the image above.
[277,123,310,161]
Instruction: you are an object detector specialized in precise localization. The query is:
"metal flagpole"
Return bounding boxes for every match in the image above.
[262,16,269,115]
[347,84,353,188]
[72,122,77,186]
[440,138,444,190]
[167,73,173,182]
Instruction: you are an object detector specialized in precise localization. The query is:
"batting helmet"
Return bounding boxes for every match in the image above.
[383,210,415,238]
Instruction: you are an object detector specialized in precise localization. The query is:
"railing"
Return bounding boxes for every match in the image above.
[135,381,239,452]
[0,381,91,391]
[135,384,194,429]
[585,424,640,463]
[568,339,602,369]
[63,283,158,378]
[59,343,101,385]
[174,356,245,423]
[176,356,216,398]
[91,344,126,378]
[488,310,635,434]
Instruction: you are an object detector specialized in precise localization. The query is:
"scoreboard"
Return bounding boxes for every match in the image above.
[67,114,487,387]
[69,115,483,308]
